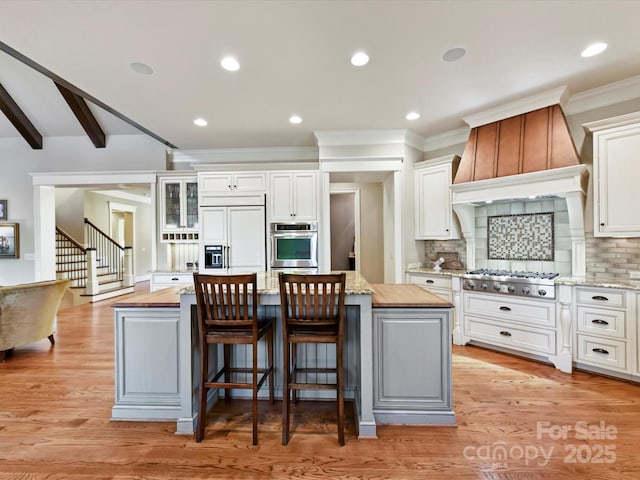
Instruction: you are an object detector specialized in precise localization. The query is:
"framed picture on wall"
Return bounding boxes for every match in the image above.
[0,200,6,221]
[0,223,19,259]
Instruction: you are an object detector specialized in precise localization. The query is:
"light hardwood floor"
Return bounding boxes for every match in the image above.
[1,282,639,479]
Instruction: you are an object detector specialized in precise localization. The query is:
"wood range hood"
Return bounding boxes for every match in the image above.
[450,87,590,279]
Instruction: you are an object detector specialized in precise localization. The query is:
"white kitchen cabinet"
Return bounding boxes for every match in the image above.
[150,272,194,292]
[199,171,266,195]
[460,291,559,363]
[269,172,318,221]
[199,205,266,272]
[406,272,453,302]
[584,112,640,237]
[159,176,199,242]
[574,286,634,376]
[414,155,460,240]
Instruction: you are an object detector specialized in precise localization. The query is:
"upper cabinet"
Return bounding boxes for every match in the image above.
[269,172,318,221]
[159,176,199,242]
[199,172,266,195]
[414,155,460,240]
[585,112,640,237]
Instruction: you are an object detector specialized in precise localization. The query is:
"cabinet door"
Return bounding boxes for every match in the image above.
[200,173,234,194]
[292,173,317,221]
[163,181,182,230]
[594,125,640,236]
[228,206,266,271]
[200,207,227,243]
[270,173,294,221]
[415,164,457,239]
[184,181,199,229]
[234,172,266,193]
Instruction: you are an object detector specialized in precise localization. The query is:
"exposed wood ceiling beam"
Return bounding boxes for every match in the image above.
[55,82,106,148]
[0,81,43,149]
[0,40,177,149]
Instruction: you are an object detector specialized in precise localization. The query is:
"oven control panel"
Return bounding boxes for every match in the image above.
[463,279,556,299]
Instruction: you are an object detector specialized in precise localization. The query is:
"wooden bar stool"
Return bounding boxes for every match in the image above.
[278,272,346,446]
[193,273,274,445]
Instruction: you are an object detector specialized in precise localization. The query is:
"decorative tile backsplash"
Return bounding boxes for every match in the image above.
[487,212,554,261]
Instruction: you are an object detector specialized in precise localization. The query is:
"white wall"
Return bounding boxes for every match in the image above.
[330,193,355,271]
[0,134,165,285]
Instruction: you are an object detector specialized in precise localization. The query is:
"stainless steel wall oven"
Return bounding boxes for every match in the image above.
[270,222,318,269]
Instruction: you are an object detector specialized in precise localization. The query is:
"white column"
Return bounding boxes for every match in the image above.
[123,247,134,287]
[85,248,99,295]
[555,284,573,373]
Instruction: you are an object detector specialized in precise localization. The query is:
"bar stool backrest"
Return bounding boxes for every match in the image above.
[279,273,346,327]
[193,273,257,329]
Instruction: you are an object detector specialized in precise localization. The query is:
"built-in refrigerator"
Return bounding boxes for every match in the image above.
[199,196,266,273]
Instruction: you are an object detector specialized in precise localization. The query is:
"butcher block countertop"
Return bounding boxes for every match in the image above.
[371,284,453,308]
[111,286,182,308]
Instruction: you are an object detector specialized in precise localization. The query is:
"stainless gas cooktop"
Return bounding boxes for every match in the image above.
[462,269,559,299]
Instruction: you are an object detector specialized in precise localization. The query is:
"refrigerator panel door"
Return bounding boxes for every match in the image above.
[228,206,266,271]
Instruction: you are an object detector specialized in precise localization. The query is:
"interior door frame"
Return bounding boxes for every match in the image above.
[328,187,361,272]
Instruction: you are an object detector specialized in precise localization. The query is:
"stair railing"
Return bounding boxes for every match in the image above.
[55,226,98,291]
[84,218,133,288]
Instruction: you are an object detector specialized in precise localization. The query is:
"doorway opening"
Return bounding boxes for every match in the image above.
[330,191,358,272]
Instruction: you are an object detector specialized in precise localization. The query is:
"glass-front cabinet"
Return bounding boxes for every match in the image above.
[159,176,199,242]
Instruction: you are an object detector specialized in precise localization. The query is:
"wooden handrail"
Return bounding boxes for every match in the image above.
[55,226,86,252]
[84,217,125,250]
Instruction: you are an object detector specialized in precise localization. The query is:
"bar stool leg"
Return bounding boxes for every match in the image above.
[282,338,290,445]
[196,341,208,442]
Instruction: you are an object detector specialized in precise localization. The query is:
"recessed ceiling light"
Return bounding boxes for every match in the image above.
[193,118,208,127]
[221,56,240,71]
[130,62,154,75]
[442,47,466,62]
[581,42,607,58]
[289,115,302,124]
[350,51,369,67]
[485,200,493,204]
[406,112,420,121]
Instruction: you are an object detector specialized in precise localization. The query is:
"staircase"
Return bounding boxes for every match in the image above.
[55,219,134,304]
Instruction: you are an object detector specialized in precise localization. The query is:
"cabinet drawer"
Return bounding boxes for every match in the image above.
[151,273,193,292]
[575,287,626,308]
[406,273,452,290]
[576,334,627,372]
[464,316,556,355]
[463,293,556,328]
[577,306,626,338]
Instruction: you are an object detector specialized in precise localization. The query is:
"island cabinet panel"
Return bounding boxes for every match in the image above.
[372,307,454,425]
[112,307,182,421]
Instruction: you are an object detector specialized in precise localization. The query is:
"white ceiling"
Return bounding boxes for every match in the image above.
[0,0,639,151]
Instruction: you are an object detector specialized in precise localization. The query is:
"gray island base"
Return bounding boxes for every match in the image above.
[111,272,455,439]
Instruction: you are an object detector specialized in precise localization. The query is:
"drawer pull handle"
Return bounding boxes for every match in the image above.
[426,280,434,284]
[592,348,609,355]
[499,306,511,311]
[171,277,179,281]
[591,295,609,301]
[591,319,609,326]
[499,331,512,337]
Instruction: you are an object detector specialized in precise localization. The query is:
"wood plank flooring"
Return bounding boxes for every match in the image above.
[1,282,639,479]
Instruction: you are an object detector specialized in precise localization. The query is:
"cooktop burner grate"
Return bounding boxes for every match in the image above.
[466,269,560,280]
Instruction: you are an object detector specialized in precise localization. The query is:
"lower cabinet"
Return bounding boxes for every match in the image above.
[573,286,635,378]
[372,307,455,425]
[150,272,194,292]
[461,292,559,365]
[405,272,453,302]
[112,307,182,420]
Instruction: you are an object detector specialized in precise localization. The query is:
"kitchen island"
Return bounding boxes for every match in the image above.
[111,272,454,438]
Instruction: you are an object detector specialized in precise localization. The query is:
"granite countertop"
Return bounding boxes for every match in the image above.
[408,267,640,291]
[406,267,465,277]
[557,276,640,291]
[112,286,182,307]
[180,270,375,296]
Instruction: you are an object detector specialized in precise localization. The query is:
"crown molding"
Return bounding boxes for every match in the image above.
[565,74,640,115]
[583,110,640,133]
[172,146,318,165]
[463,86,570,127]
[423,127,469,152]
[314,129,414,147]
